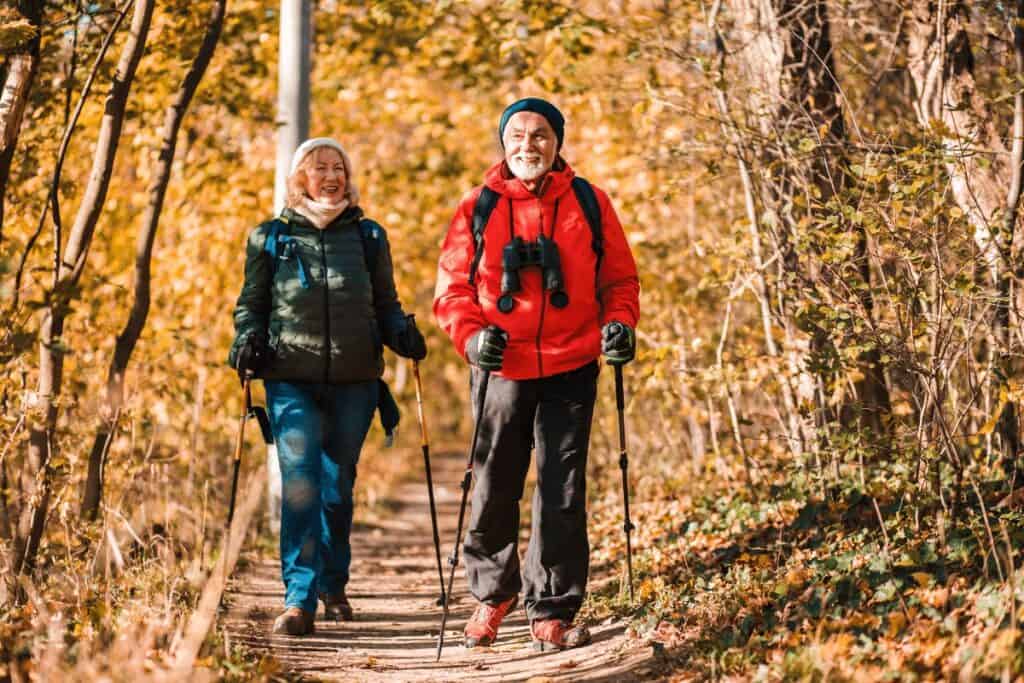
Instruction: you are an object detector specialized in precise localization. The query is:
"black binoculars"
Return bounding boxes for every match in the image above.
[497,235,568,313]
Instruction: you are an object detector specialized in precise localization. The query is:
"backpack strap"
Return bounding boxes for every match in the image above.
[468,186,501,285]
[571,177,604,296]
[262,216,311,288]
[359,218,384,280]
[263,218,288,266]
[467,180,604,294]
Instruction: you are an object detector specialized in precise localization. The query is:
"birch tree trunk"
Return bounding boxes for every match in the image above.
[12,0,154,582]
[82,0,229,521]
[0,0,44,242]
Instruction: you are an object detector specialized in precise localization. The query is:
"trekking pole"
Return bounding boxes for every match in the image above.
[613,364,636,603]
[436,368,491,661]
[412,358,446,607]
[222,373,252,584]
[227,374,253,534]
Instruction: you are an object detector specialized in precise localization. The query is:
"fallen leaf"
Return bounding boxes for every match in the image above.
[910,572,933,588]
[886,611,906,638]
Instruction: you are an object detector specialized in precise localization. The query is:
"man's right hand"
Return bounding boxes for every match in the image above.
[236,334,271,384]
[466,327,508,371]
[601,321,636,366]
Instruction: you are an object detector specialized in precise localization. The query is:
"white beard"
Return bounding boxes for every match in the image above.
[508,155,551,181]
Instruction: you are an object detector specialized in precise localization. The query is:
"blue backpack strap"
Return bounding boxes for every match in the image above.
[262,216,310,289]
[571,177,603,295]
[468,186,500,285]
[359,218,384,281]
[263,218,287,267]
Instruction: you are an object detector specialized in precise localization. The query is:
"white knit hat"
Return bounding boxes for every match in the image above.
[288,137,360,204]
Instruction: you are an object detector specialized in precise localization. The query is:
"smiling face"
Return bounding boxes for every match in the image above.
[302,147,347,203]
[502,111,558,183]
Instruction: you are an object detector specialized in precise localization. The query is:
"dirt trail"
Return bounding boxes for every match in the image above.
[223,449,661,682]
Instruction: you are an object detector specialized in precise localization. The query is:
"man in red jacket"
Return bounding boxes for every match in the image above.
[433,98,640,651]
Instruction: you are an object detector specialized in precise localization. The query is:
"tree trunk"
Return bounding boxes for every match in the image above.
[907,0,1007,271]
[83,0,229,520]
[12,0,154,580]
[706,43,807,454]
[726,0,890,437]
[907,0,1021,468]
[1001,1,1024,477]
[0,0,44,243]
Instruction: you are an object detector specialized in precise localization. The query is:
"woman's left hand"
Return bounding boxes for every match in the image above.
[394,317,427,360]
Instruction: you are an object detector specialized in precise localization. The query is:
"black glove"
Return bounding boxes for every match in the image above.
[601,321,635,366]
[394,316,427,361]
[466,326,508,371]
[235,334,271,384]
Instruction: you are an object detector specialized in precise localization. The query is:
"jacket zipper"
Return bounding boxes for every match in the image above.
[536,293,546,377]
[320,230,330,383]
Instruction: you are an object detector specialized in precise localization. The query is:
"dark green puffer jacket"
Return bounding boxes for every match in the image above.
[228,206,407,384]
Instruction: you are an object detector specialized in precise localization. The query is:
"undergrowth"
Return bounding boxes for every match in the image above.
[584,442,1024,682]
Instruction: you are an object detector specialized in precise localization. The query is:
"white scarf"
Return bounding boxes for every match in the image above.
[293,195,350,229]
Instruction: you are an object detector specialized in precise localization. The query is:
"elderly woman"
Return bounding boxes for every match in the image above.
[229,137,426,636]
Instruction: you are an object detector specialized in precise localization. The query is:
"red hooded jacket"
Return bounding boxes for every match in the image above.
[433,159,640,380]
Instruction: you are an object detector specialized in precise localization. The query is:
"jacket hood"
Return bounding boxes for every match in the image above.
[483,157,575,200]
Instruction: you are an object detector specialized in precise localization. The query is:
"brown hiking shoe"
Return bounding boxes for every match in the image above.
[272,607,315,636]
[530,619,591,651]
[319,589,354,621]
[463,596,517,648]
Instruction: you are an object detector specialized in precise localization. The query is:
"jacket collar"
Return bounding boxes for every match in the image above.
[281,205,363,229]
[483,156,575,201]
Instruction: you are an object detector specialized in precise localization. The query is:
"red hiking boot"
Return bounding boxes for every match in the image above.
[530,619,592,651]
[463,597,517,648]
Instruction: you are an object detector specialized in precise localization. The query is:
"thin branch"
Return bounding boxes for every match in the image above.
[8,0,133,313]
[84,0,229,519]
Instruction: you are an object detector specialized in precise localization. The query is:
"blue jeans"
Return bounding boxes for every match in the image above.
[265,380,379,613]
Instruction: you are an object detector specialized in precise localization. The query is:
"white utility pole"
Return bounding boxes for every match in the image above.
[268,0,312,532]
[273,0,312,212]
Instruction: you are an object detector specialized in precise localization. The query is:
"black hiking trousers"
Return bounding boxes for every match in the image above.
[465,360,599,622]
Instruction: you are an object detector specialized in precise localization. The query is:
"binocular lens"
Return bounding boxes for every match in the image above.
[501,270,521,295]
[495,235,570,313]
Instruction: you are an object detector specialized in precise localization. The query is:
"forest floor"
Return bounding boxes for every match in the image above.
[221,449,665,682]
